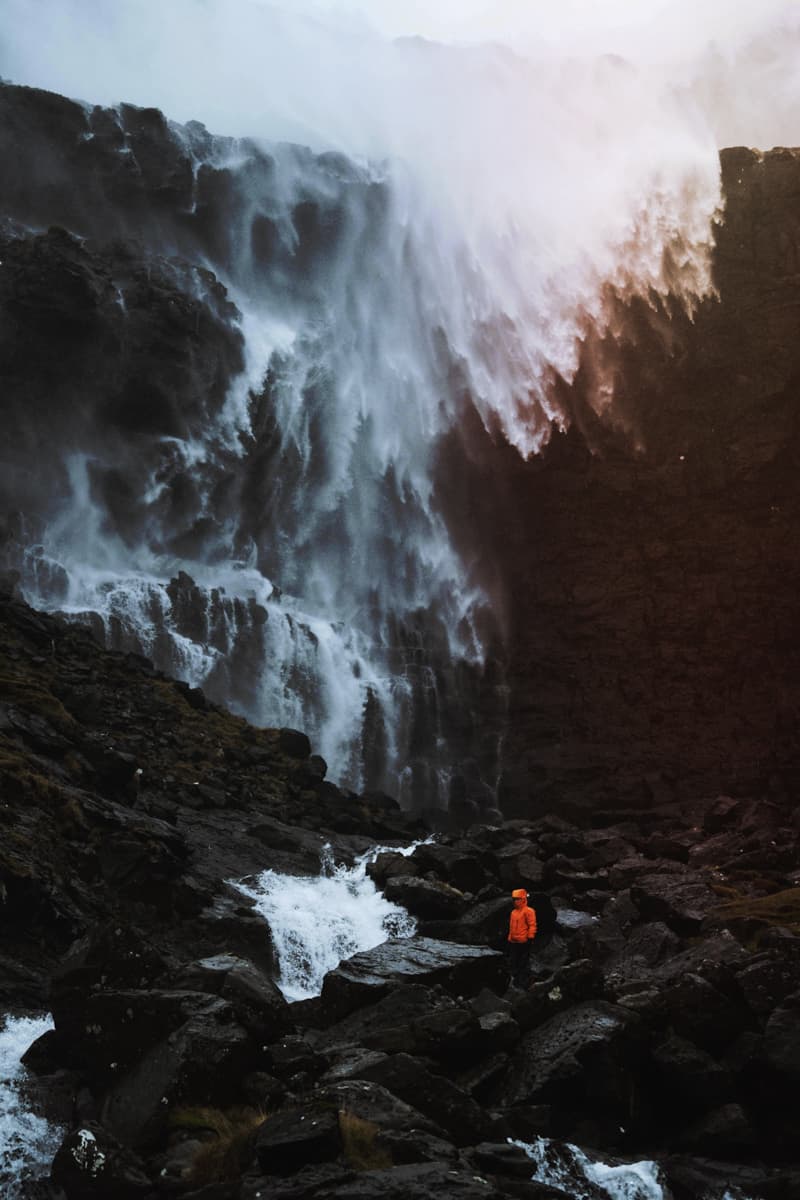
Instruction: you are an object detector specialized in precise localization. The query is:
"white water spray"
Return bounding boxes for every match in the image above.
[234,843,420,1000]
[0,1015,63,1197]
[514,1137,665,1200]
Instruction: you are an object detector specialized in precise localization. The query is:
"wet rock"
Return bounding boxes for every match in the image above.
[649,1033,734,1110]
[320,1079,442,1137]
[407,842,491,894]
[501,1001,639,1113]
[410,1006,483,1064]
[678,1103,758,1155]
[418,896,510,948]
[468,1140,543,1181]
[99,997,251,1147]
[630,874,717,934]
[278,728,311,759]
[383,875,469,921]
[477,1010,521,1055]
[254,1104,342,1174]
[358,1052,495,1146]
[366,851,422,887]
[52,1123,151,1198]
[374,1129,459,1165]
[320,937,507,1022]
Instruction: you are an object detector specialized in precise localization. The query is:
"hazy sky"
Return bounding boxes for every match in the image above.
[0,0,798,149]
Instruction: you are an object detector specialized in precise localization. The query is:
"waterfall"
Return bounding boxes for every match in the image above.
[234,843,420,1001]
[0,1015,63,1197]
[514,1137,665,1200]
[3,1,795,800]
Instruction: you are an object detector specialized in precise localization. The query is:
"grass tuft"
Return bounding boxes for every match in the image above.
[713,887,800,940]
[339,1110,392,1171]
[171,1106,267,1185]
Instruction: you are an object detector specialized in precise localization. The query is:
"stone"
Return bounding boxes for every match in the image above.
[320,937,507,1022]
[501,1001,638,1111]
[99,997,251,1147]
[254,1104,342,1175]
[358,1053,495,1146]
[278,728,312,759]
[51,1123,151,1198]
[319,1080,442,1137]
[649,1033,733,1109]
[383,876,469,921]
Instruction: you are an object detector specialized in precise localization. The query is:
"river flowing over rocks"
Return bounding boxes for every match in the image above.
[2,22,800,1199]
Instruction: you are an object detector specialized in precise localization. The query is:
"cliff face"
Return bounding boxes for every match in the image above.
[2,76,800,816]
[494,147,800,814]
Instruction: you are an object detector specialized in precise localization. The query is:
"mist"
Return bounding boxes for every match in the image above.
[1,0,799,790]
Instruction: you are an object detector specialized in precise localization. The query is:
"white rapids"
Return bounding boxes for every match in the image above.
[234,842,421,1001]
[0,1014,63,1197]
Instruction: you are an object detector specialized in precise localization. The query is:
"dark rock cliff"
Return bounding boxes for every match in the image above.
[478,146,800,815]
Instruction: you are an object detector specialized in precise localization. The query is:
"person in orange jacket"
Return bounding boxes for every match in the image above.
[507,888,537,988]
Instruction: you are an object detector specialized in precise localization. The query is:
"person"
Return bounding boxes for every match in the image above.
[507,887,537,988]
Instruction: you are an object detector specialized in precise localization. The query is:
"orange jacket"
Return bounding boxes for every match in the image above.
[508,902,537,943]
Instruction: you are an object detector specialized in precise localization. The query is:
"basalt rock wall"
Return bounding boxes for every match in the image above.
[487,147,800,815]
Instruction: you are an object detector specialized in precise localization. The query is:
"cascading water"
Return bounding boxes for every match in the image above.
[0,1015,63,1197]
[234,843,420,1000]
[514,1138,760,1200]
[515,1137,665,1200]
[2,0,799,802]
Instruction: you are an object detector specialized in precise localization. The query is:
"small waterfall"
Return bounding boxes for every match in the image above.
[234,844,420,1001]
[0,1015,63,1197]
[514,1137,665,1200]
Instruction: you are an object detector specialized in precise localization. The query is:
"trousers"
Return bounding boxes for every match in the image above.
[508,940,532,987]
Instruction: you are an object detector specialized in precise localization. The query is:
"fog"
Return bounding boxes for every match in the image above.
[1,0,797,448]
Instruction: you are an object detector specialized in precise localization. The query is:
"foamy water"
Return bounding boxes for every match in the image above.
[514,1137,664,1200]
[234,843,421,1000]
[0,1015,62,1197]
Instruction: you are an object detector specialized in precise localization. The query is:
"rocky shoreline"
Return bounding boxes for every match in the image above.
[2,589,799,1198]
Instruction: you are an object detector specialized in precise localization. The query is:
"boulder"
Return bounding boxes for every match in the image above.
[374,1129,459,1166]
[320,1079,442,1137]
[407,842,491,894]
[649,1033,734,1110]
[658,972,751,1054]
[320,937,507,1022]
[100,996,251,1147]
[278,728,312,759]
[366,851,422,887]
[358,1053,495,1146]
[677,1103,758,1154]
[477,1010,521,1055]
[171,954,291,1037]
[255,1104,342,1175]
[629,874,717,934]
[511,959,602,1032]
[418,896,510,948]
[51,1124,151,1199]
[501,1001,639,1112]
[734,952,800,1019]
[320,983,446,1050]
[382,876,469,921]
